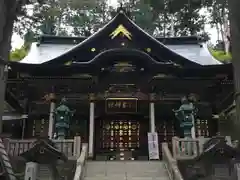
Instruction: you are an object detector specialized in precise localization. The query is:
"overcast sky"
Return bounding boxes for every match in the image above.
[11,0,217,49]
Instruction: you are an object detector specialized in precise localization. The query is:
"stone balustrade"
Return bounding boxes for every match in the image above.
[4,136,81,159]
[162,136,212,180]
[172,136,209,160]
[162,142,184,180]
[73,143,88,180]
[163,136,235,180]
[171,136,233,160]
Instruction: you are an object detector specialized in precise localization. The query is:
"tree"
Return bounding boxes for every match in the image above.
[0,0,26,134]
[206,0,230,53]
[10,46,28,61]
[0,0,19,60]
[229,0,240,140]
[0,0,97,134]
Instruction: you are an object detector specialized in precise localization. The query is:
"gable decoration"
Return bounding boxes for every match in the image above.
[110,24,132,40]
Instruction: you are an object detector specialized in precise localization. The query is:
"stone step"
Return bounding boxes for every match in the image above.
[83,161,169,180]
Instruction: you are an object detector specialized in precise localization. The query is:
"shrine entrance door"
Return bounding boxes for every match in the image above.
[94,114,149,160]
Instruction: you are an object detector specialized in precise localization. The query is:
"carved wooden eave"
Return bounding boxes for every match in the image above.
[196,137,240,162]
[20,138,67,164]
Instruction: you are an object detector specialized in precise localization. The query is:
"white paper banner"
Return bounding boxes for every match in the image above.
[148,132,160,160]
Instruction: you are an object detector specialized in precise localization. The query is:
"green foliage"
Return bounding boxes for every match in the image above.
[209,48,232,62]
[10,46,28,61]
[13,0,227,44]
[15,0,103,38]
[14,0,211,39]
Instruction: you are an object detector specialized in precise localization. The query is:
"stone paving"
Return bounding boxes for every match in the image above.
[84,161,170,180]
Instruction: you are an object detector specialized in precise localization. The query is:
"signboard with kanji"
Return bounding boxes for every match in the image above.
[105,98,138,113]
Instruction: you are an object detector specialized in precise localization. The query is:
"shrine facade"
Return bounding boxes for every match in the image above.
[3,9,234,160]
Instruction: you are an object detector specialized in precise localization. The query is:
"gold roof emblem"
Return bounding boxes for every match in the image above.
[110,24,132,40]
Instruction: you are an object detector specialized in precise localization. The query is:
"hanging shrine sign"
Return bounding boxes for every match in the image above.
[148,132,160,160]
[105,98,138,113]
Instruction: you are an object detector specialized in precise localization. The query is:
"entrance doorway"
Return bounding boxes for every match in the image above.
[94,114,149,160]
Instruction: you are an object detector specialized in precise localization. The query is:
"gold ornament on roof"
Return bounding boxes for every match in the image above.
[110,24,132,40]
[146,48,151,52]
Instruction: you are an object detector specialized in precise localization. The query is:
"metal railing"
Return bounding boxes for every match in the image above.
[5,136,81,158]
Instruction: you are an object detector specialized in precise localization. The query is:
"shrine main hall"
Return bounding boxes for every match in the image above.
[2,9,234,160]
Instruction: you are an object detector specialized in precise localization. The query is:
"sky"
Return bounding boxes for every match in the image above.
[11,0,218,49]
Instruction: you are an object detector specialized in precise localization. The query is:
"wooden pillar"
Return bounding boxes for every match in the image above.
[88,93,95,158]
[149,93,156,132]
[48,93,56,139]
[229,0,240,140]
[0,59,7,134]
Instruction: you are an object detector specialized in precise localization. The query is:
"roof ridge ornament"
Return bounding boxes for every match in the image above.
[117,2,131,16]
[117,2,124,13]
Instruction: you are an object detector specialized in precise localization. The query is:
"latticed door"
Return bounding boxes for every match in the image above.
[32,118,49,137]
[100,119,140,151]
[156,120,177,158]
[195,119,210,137]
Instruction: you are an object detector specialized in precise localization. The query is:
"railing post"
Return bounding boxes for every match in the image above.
[172,136,178,159]
[73,136,81,158]
[197,136,205,155]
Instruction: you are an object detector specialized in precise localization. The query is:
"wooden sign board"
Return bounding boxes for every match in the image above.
[105,98,138,113]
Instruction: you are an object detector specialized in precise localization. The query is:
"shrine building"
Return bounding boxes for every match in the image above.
[2,9,234,160]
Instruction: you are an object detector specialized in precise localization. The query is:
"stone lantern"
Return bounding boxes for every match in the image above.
[174,96,197,138]
[54,98,74,139]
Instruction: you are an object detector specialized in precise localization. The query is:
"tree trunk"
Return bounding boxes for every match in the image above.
[0,0,16,60]
[0,0,17,134]
[229,0,240,140]
[216,23,220,42]
[222,7,230,53]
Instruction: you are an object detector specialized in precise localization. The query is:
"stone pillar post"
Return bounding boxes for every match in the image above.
[88,93,95,158]
[24,162,39,180]
[149,93,156,132]
[48,93,56,139]
[22,98,29,139]
[191,114,196,139]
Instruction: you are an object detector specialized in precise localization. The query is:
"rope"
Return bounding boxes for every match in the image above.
[0,138,16,180]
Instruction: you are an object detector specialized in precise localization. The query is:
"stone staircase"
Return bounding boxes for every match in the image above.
[38,165,55,180]
[83,161,170,180]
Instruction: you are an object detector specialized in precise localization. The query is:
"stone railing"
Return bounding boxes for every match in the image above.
[5,136,81,158]
[162,142,184,180]
[73,143,88,180]
[172,136,208,160]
